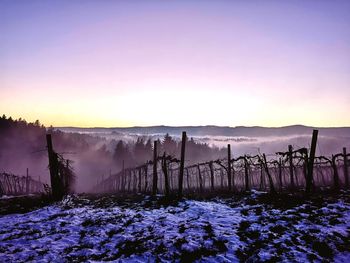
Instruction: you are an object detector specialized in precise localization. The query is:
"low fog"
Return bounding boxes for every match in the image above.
[1,116,349,193]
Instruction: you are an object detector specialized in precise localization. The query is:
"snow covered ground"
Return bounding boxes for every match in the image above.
[0,191,349,262]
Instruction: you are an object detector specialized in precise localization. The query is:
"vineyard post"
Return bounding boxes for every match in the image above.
[138,168,142,193]
[178,131,186,197]
[26,168,29,194]
[332,155,340,190]
[259,160,265,190]
[278,158,283,191]
[197,165,203,193]
[133,170,137,192]
[288,145,294,190]
[232,162,235,191]
[46,134,60,199]
[244,156,250,191]
[152,140,158,196]
[186,168,190,191]
[209,161,215,191]
[263,154,276,194]
[227,144,232,191]
[144,166,148,192]
[306,129,318,193]
[128,170,132,192]
[162,153,170,197]
[343,147,349,188]
[121,161,125,192]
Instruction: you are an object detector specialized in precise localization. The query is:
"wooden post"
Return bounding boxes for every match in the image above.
[306,129,318,193]
[227,144,232,191]
[133,170,137,192]
[244,156,250,191]
[278,158,283,191]
[332,155,340,191]
[197,164,203,193]
[65,160,69,193]
[144,166,148,192]
[343,147,349,189]
[259,160,265,190]
[127,170,131,192]
[186,168,190,191]
[209,161,215,191]
[288,145,294,189]
[152,141,158,196]
[46,134,60,199]
[178,131,186,197]
[138,168,142,193]
[162,153,170,196]
[26,168,29,194]
[232,160,235,191]
[263,154,276,194]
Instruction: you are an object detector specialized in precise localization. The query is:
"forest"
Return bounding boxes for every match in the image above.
[0,115,225,192]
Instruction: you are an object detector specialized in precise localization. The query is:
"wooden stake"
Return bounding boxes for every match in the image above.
[178,131,186,197]
[138,168,142,193]
[121,160,125,192]
[152,141,158,196]
[263,154,276,194]
[197,164,203,193]
[26,168,29,194]
[278,158,283,191]
[288,145,294,189]
[227,144,232,191]
[209,161,215,191]
[343,147,349,189]
[306,129,318,193]
[244,156,250,191]
[46,134,60,199]
[162,153,170,196]
[144,166,148,192]
[332,155,340,191]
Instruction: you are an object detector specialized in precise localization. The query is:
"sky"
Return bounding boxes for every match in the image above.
[1,0,350,128]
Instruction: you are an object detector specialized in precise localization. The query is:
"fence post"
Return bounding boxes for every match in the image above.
[306,129,318,193]
[162,153,170,196]
[343,147,349,189]
[144,166,148,192]
[186,168,190,191]
[288,145,294,189]
[263,154,276,194]
[332,155,340,191]
[26,168,29,194]
[232,162,235,191]
[209,161,215,192]
[121,161,125,192]
[227,144,232,191]
[259,160,265,190]
[197,165,203,193]
[178,131,186,197]
[244,156,250,191]
[278,158,283,191]
[152,141,158,196]
[138,168,142,193]
[46,134,60,199]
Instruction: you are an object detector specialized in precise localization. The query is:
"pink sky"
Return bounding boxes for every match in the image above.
[1,0,350,127]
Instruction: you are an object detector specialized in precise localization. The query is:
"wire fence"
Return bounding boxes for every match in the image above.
[0,172,47,196]
[93,147,350,196]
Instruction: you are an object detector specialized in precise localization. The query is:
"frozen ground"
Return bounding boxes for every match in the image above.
[0,191,349,262]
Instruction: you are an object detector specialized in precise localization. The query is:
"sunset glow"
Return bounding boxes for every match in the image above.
[1,0,350,127]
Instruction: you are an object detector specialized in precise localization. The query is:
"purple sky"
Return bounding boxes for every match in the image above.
[1,0,350,127]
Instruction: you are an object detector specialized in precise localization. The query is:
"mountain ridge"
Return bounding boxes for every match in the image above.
[55,125,350,137]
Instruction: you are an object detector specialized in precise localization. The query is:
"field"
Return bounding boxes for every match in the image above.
[0,191,349,262]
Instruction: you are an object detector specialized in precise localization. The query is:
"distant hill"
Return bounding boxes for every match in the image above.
[56,125,350,138]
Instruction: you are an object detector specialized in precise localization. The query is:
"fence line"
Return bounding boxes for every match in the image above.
[93,130,350,196]
[0,171,46,196]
